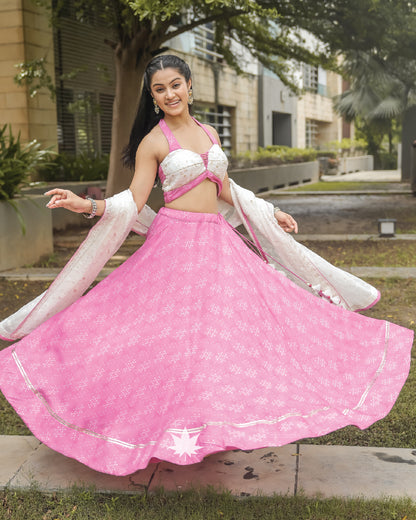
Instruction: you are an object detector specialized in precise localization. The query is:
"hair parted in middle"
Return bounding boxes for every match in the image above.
[123,55,193,170]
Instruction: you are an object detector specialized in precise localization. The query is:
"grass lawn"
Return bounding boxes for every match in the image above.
[0,487,415,520]
[284,181,409,192]
[300,240,416,267]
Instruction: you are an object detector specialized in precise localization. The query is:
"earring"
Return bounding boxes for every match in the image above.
[188,88,194,106]
[153,98,160,115]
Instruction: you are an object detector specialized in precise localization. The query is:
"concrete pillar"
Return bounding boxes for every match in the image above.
[411,140,416,195]
[401,106,416,182]
[0,0,57,148]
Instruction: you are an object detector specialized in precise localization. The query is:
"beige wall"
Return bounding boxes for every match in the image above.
[0,0,57,148]
[296,70,343,148]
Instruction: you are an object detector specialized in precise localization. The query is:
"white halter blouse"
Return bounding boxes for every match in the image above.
[158,118,228,203]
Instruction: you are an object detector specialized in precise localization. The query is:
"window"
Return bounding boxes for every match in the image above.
[53,5,115,156]
[56,88,75,152]
[99,93,114,154]
[56,88,114,155]
[305,119,318,148]
[194,105,232,156]
[53,0,109,28]
[303,64,318,93]
[194,23,223,62]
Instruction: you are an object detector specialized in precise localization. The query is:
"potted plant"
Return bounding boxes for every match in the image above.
[0,125,54,271]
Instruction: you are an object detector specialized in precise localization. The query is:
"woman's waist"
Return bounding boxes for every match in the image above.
[164,181,219,214]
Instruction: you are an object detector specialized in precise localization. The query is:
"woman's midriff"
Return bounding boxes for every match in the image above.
[164,178,219,214]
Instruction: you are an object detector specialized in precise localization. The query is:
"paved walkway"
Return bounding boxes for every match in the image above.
[2,264,416,282]
[1,436,416,499]
[321,169,402,183]
[263,170,414,196]
[2,232,415,282]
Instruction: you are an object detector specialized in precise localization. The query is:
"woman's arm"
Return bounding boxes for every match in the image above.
[208,123,298,234]
[45,134,158,217]
[128,133,158,213]
[45,188,106,216]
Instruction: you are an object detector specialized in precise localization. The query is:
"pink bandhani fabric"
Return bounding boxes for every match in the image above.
[0,207,413,475]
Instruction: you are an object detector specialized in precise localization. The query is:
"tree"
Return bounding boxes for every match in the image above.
[27,0,416,192]
[334,53,404,165]
[325,1,416,176]
[48,0,334,195]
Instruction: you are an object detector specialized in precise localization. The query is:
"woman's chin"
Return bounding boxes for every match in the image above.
[163,102,186,116]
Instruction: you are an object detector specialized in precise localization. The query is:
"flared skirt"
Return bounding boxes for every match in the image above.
[0,207,413,475]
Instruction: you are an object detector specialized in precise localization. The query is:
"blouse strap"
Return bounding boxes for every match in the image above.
[192,117,219,145]
[158,119,181,152]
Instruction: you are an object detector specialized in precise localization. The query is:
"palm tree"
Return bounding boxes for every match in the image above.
[335,50,416,175]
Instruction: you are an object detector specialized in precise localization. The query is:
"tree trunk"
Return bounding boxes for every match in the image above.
[105,44,148,196]
[388,122,393,155]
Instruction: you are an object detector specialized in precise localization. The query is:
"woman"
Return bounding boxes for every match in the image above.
[0,55,413,476]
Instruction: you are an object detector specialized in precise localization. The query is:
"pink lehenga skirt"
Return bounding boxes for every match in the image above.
[0,207,413,475]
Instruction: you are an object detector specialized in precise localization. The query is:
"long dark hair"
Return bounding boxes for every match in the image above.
[123,54,192,169]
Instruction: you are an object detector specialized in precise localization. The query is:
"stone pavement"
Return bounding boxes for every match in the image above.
[263,169,414,196]
[2,263,416,282]
[1,436,416,499]
[321,169,402,183]
[1,231,415,282]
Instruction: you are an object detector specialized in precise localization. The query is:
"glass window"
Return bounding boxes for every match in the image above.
[193,23,223,62]
[303,64,318,93]
[305,119,318,148]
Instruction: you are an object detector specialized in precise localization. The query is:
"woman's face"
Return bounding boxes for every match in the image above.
[150,67,191,116]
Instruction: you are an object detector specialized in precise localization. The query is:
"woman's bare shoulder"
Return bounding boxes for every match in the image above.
[202,123,221,143]
[137,124,168,160]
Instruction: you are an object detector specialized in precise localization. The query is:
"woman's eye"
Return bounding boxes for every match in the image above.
[173,83,180,88]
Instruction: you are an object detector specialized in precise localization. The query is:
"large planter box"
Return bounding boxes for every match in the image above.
[0,195,53,271]
[338,155,374,174]
[321,155,374,176]
[229,161,319,193]
[23,181,106,231]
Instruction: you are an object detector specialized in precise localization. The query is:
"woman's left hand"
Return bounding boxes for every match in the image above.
[275,210,298,234]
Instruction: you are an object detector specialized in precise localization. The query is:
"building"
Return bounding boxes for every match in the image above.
[1,1,348,160]
[258,62,352,150]
[0,2,257,159]
[0,0,57,149]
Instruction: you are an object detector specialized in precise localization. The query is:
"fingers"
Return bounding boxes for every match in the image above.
[276,212,299,234]
[44,189,69,208]
[291,218,298,234]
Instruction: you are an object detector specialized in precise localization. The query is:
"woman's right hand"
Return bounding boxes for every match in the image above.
[44,188,93,214]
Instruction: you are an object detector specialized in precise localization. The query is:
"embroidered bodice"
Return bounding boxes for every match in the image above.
[158,117,228,203]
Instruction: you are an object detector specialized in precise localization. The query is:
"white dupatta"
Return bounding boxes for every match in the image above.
[0,182,378,341]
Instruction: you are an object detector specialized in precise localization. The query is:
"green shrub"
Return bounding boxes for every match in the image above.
[315,150,337,159]
[38,152,109,182]
[232,146,317,168]
[324,138,367,155]
[0,124,53,200]
[376,152,398,170]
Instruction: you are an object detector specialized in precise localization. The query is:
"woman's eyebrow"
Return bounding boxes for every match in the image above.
[152,77,182,87]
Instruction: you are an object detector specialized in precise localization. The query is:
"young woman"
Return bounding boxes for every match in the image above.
[0,55,413,476]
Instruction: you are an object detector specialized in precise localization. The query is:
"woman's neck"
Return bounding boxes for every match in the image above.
[163,112,194,130]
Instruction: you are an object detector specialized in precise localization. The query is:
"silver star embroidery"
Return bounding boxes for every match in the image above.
[168,428,203,458]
